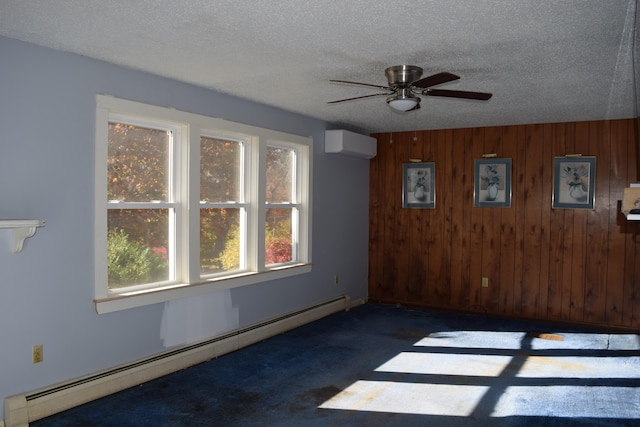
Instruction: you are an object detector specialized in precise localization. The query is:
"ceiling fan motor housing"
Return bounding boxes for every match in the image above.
[385,65,423,86]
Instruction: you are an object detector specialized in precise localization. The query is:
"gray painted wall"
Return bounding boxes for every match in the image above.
[0,36,369,419]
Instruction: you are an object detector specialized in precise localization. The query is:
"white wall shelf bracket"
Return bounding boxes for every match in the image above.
[0,220,45,252]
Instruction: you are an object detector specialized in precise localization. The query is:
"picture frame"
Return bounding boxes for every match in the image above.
[474,158,512,207]
[403,162,435,208]
[552,156,596,209]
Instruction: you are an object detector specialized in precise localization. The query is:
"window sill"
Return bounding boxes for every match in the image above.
[94,263,312,314]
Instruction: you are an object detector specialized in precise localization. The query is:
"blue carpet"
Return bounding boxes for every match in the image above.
[33,304,640,426]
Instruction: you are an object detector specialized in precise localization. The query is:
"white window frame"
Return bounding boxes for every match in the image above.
[264,140,308,267]
[198,131,252,278]
[94,95,312,314]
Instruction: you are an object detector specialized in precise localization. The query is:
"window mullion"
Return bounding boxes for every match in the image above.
[255,136,267,271]
[185,124,199,283]
[298,144,311,262]
[94,105,109,300]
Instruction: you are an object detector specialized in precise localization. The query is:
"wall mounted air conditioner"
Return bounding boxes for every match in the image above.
[325,130,376,159]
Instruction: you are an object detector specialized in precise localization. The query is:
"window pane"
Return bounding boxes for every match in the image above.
[108,122,170,202]
[266,146,293,203]
[107,209,170,289]
[201,137,242,202]
[200,208,242,275]
[265,207,294,265]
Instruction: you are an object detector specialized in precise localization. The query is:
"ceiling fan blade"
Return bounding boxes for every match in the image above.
[412,72,460,88]
[327,93,390,104]
[330,79,391,91]
[424,88,493,100]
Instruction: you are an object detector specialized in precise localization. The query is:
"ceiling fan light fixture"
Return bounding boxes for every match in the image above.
[388,98,418,112]
[387,90,420,112]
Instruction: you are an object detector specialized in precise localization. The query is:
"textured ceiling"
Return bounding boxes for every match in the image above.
[0,0,638,133]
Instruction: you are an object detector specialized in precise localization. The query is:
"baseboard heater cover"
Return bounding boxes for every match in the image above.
[4,295,355,427]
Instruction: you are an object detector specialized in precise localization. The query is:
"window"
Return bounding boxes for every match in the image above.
[199,135,245,276]
[265,144,298,265]
[95,96,312,313]
[106,118,178,289]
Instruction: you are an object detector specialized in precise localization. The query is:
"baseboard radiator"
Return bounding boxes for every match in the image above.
[5,295,356,427]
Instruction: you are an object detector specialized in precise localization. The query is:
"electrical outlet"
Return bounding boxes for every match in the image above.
[32,344,43,363]
[482,277,489,288]
[334,275,339,284]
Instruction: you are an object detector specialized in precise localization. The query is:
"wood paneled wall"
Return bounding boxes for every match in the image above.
[369,119,640,330]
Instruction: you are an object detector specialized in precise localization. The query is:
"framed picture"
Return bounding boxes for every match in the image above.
[474,158,512,207]
[403,162,435,208]
[552,156,596,209]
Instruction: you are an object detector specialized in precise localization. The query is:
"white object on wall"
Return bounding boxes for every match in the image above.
[623,183,640,220]
[325,130,376,159]
[0,220,45,252]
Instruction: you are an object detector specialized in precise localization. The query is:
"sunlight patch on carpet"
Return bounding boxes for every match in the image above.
[319,381,489,416]
[374,352,512,376]
[413,331,638,350]
[414,331,526,349]
[320,327,640,419]
[518,356,640,378]
[492,386,640,419]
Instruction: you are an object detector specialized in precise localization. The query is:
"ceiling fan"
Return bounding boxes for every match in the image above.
[328,65,492,112]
